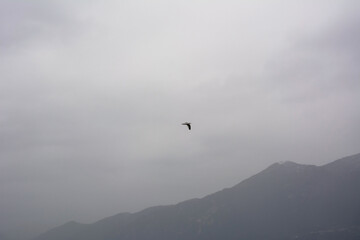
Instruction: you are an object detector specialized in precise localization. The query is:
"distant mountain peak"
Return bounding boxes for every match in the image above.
[266,161,304,169]
[278,160,301,166]
[261,161,315,175]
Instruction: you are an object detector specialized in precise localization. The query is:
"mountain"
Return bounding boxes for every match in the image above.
[34,153,360,240]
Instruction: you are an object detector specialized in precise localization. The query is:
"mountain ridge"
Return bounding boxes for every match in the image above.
[34,153,360,240]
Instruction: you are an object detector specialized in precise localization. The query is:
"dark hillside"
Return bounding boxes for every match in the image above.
[34,153,360,240]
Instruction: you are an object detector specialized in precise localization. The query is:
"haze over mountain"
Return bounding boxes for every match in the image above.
[34,153,360,240]
[2,1,360,239]
[0,233,11,240]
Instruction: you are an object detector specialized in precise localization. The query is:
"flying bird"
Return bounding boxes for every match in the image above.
[182,122,191,130]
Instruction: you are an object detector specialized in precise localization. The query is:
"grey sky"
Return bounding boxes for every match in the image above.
[1,0,360,239]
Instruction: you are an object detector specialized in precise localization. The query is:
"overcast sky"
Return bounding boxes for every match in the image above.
[1,0,360,239]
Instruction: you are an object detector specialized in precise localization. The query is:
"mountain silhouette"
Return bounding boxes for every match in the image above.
[34,153,360,240]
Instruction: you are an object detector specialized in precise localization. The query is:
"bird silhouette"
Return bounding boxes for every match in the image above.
[182,122,191,130]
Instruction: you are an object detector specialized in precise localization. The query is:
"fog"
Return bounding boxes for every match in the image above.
[1,0,360,239]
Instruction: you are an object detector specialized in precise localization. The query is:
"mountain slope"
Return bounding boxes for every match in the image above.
[34,153,360,240]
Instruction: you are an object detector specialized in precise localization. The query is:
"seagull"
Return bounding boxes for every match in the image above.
[182,122,191,130]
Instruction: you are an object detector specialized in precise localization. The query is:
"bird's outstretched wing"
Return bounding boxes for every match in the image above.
[181,122,191,130]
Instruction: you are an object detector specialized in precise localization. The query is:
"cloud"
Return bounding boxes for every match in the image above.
[267,2,360,100]
[1,1,360,239]
[0,0,81,54]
